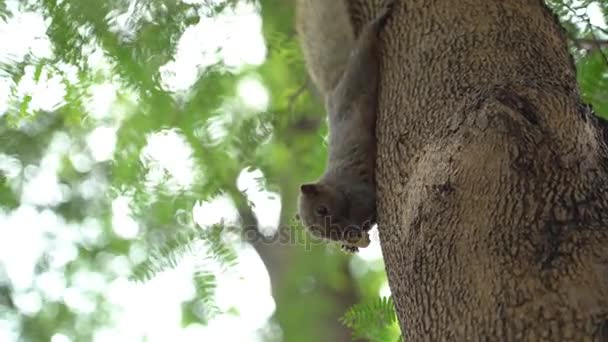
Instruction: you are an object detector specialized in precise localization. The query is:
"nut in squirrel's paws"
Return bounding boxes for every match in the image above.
[341,231,371,253]
[355,231,371,247]
[343,231,371,249]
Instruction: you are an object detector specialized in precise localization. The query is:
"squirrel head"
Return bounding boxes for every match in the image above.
[297,183,370,248]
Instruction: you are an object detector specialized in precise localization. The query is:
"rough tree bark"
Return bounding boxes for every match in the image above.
[348,0,608,339]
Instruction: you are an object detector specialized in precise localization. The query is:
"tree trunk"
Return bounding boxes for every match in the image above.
[350,0,608,339]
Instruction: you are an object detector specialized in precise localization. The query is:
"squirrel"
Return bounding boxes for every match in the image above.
[295,0,394,252]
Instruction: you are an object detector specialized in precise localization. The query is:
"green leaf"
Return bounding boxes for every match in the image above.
[340,296,400,342]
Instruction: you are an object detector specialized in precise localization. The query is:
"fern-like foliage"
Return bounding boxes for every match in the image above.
[340,296,401,342]
[129,223,238,322]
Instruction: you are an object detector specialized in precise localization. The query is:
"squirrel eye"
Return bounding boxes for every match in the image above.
[315,206,328,216]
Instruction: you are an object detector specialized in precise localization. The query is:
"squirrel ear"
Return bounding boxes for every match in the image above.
[300,183,319,195]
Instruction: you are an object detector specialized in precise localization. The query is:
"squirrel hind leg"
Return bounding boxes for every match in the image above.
[372,0,395,31]
[357,0,394,45]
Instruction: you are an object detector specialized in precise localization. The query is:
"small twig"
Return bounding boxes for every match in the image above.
[571,37,608,50]
[287,77,310,115]
[560,1,608,65]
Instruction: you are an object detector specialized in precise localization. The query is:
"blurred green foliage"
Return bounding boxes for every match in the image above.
[0,0,606,341]
[340,297,399,342]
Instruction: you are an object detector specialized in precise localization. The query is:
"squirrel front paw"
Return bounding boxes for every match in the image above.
[343,228,371,248]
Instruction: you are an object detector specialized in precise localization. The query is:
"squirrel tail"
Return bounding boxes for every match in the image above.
[296,0,355,96]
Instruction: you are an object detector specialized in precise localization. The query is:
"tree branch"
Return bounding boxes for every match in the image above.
[571,37,608,51]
